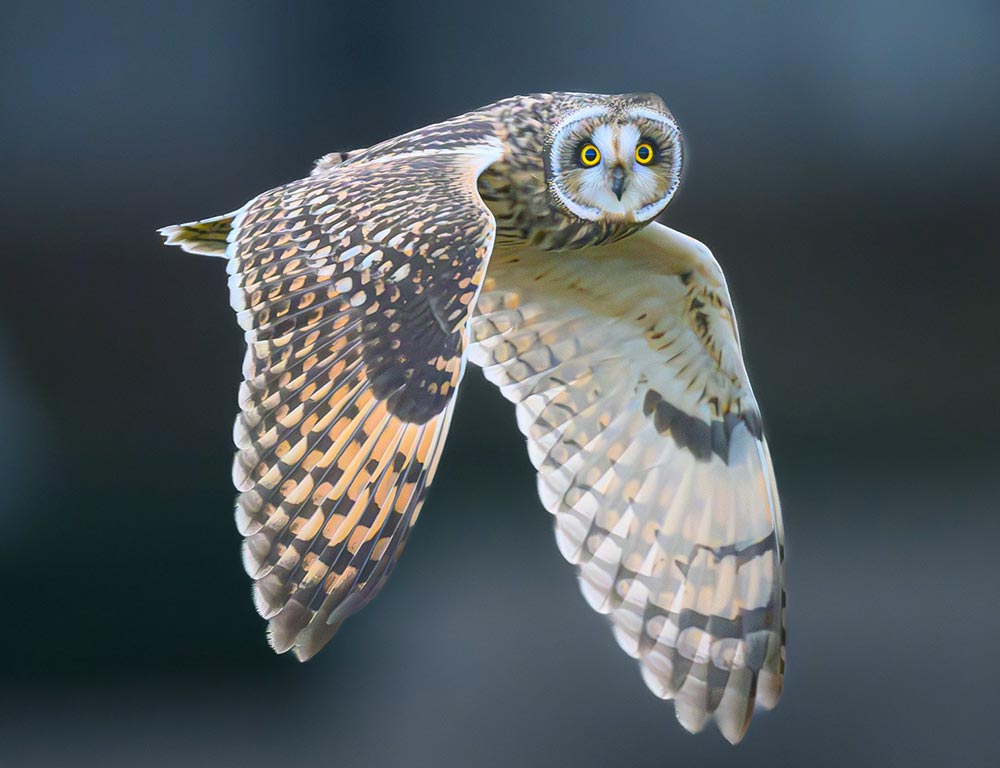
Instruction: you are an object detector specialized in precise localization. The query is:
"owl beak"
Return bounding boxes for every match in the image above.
[610,166,627,200]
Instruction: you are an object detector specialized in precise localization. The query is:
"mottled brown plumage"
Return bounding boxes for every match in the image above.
[160,92,785,743]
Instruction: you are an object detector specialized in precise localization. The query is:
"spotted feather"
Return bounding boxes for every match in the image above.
[163,130,503,660]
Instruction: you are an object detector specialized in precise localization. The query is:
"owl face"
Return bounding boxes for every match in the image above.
[547,97,682,224]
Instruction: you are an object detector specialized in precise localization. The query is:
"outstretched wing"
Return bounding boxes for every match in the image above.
[469,223,785,743]
[163,136,504,661]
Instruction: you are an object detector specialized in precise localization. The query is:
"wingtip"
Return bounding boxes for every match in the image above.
[267,613,345,663]
[291,644,319,663]
[639,655,760,744]
[756,669,783,710]
[718,720,750,746]
[266,602,308,654]
[673,677,711,736]
[714,667,757,744]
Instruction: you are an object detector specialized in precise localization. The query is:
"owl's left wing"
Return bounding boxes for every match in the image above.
[469,223,785,744]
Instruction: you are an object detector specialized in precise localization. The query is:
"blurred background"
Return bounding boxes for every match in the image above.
[1,1,998,765]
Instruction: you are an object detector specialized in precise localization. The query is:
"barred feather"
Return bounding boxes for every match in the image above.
[469,223,785,743]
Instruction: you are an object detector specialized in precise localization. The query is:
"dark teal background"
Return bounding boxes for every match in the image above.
[1,1,998,765]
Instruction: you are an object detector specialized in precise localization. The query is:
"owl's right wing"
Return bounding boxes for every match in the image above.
[161,136,504,661]
[469,223,785,744]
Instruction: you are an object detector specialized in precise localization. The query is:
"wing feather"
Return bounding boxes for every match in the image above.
[471,223,785,743]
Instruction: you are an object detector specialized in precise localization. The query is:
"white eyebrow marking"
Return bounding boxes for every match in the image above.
[554,105,608,129]
[628,107,680,131]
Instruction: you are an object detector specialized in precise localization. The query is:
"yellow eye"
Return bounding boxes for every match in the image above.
[635,142,655,164]
[579,143,601,167]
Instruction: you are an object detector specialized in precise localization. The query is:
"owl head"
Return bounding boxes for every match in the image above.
[547,93,682,224]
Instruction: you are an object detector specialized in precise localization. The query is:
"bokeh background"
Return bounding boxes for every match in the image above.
[2,1,998,766]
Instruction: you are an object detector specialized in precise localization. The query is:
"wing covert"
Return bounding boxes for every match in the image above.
[469,223,785,743]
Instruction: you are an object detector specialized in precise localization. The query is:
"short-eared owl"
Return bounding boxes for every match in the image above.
[161,92,785,743]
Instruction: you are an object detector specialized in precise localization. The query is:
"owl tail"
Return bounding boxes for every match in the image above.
[159,212,236,257]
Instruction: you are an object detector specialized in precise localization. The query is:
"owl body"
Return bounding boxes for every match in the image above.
[160,92,785,745]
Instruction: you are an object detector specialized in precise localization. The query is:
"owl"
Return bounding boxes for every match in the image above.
[160,92,785,744]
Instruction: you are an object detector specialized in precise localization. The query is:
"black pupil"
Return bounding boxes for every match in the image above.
[584,147,596,162]
[639,145,651,160]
